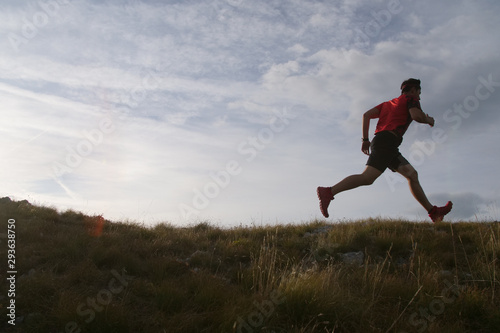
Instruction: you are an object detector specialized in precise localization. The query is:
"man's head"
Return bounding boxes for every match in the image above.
[401,78,421,96]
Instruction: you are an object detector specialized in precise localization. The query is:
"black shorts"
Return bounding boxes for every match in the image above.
[366,131,409,173]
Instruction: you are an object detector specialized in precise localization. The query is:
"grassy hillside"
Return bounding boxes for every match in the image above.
[1,197,499,333]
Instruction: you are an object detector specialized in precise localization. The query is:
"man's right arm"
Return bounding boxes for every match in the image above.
[362,107,380,155]
[362,107,380,139]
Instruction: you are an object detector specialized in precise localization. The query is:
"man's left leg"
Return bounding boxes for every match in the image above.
[396,163,433,211]
[396,163,453,222]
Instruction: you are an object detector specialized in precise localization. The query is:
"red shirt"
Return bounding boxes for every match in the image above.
[374,94,421,137]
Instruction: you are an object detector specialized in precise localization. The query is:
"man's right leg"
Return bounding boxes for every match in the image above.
[330,165,382,196]
[317,166,382,217]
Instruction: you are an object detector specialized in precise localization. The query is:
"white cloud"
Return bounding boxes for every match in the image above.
[287,43,309,55]
[1,0,499,226]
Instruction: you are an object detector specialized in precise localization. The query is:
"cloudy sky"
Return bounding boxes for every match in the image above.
[1,0,499,227]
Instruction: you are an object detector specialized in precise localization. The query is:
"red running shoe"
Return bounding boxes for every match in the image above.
[428,201,453,223]
[317,187,334,218]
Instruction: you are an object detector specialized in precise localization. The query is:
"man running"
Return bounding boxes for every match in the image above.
[317,78,452,223]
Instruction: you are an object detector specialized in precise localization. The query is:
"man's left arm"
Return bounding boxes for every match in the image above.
[409,107,434,127]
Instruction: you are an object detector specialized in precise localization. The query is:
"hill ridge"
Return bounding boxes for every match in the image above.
[1,197,499,332]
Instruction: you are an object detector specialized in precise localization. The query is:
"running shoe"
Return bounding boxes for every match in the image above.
[317,187,334,218]
[428,201,453,223]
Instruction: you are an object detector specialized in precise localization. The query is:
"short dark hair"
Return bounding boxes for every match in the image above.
[401,78,421,93]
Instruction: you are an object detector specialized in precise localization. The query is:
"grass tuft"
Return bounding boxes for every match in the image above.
[1,198,499,332]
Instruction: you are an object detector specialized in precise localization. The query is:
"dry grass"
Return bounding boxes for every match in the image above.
[1,198,499,332]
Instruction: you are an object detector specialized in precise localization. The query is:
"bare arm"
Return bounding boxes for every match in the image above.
[409,107,434,127]
[362,107,380,155]
[362,107,380,139]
